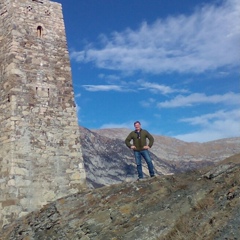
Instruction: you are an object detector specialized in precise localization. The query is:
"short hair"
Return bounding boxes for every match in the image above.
[134,121,141,125]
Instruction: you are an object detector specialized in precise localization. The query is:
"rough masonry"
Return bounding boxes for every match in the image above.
[0,0,86,227]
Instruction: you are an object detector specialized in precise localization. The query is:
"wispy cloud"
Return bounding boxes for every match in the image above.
[82,84,126,92]
[179,109,240,126]
[140,98,156,108]
[174,109,240,142]
[157,92,240,108]
[82,79,186,95]
[99,122,132,129]
[70,51,85,62]
[72,0,240,74]
[75,93,81,98]
[137,80,187,94]
[99,119,149,129]
[98,74,121,81]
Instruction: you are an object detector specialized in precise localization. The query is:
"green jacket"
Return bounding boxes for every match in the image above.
[125,129,154,151]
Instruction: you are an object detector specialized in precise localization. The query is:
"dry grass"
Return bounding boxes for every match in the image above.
[158,158,240,240]
[220,153,240,165]
[193,197,215,211]
[159,197,216,240]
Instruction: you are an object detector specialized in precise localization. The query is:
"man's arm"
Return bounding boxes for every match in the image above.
[146,131,154,148]
[125,133,133,148]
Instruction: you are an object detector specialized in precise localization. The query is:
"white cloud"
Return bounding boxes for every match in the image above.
[75,93,81,98]
[140,98,156,108]
[82,84,125,92]
[174,109,240,142]
[99,122,132,129]
[100,120,149,129]
[82,80,185,94]
[72,0,240,74]
[137,80,187,94]
[179,110,239,125]
[157,92,240,108]
[98,74,120,81]
[70,51,85,62]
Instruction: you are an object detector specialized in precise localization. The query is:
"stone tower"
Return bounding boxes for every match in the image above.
[0,0,86,227]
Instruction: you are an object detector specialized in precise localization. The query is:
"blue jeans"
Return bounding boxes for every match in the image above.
[134,150,155,178]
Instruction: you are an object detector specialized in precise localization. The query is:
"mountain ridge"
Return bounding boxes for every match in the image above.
[91,128,240,162]
[81,126,240,188]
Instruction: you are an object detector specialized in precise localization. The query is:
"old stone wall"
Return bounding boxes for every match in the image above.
[0,0,86,227]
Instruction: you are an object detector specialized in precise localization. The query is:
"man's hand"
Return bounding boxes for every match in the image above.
[143,146,150,149]
[131,146,136,150]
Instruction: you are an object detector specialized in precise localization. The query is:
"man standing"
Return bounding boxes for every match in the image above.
[125,121,155,180]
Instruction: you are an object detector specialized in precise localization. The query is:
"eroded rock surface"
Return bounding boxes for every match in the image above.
[1,154,240,240]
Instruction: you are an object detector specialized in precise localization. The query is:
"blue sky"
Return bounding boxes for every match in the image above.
[56,0,240,142]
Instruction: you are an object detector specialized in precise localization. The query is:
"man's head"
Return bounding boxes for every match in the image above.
[134,121,141,131]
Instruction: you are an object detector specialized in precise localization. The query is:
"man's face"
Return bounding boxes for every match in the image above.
[134,123,141,131]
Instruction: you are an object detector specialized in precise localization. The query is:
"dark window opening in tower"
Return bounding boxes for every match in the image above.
[45,10,51,16]
[32,0,43,4]
[37,26,43,38]
[27,6,32,11]
[7,94,10,102]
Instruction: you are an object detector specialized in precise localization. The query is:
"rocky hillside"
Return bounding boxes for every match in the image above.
[92,128,240,162]
[1,154,239,239]
[82,127,240,188]
[80,127,175,188]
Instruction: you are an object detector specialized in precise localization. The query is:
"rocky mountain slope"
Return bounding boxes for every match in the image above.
[80,127,175,188]
[82,127,240,188]
[1,154,240,239]
[92,128,240,162]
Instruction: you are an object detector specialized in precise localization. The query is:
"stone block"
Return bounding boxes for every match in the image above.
[2,199,18,208]
[10,167,28,176]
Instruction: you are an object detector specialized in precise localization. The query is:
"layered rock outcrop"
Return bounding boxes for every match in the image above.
[1,154,239,239]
